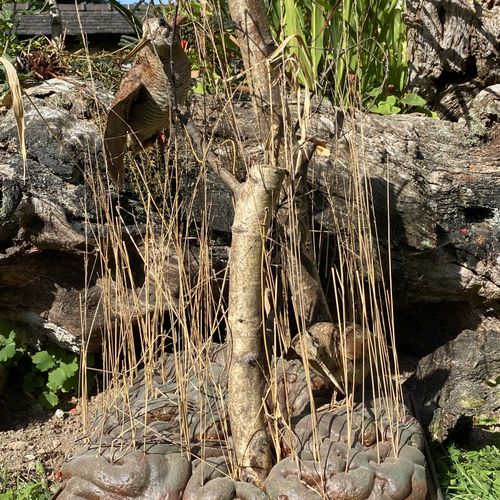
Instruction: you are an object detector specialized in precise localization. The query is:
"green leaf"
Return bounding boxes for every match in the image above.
[60,355,78,378]
[400,92,427,107]
[0,330,15,344]
[370,102,392,115]
[35,461,45,476]
[192,81,206,95]
[366,86,384,98]
[38,391,58,408]
[31,351,55,372]
[0,341,16,362]
[386,95,398,106]
[47,366,68,392]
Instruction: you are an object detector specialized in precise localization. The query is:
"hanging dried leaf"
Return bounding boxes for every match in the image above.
[0,55,27,178]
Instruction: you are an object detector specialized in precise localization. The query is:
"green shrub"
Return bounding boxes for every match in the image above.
[267,0,409,108]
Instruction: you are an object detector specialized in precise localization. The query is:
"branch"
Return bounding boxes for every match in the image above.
[176,107,240,195]
[277,142,332,326]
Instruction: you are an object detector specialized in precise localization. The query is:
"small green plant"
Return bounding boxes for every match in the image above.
[0,5,17,55]
[0,1,46,55]
[0,462,52,500]
[432,443,500,499]
[267,0,408,105]
[0,329,20,362]
[0,323,92,409]
[27,348,79,408]
[368,92,437,117]
[0,2,51,101]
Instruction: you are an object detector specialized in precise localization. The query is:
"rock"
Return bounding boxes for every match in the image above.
[406,320,500,442]
[8,440,27,450]
[0,78,103,352]
[54,409,65,419]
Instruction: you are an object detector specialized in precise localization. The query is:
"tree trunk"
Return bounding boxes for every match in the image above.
[225,0,334,482]
[224,0,285,483]
[227,0,331,330]
[227,164,285,486]
[226,0,282,158]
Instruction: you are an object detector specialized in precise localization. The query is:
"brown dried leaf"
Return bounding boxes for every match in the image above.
[0,56,27,177]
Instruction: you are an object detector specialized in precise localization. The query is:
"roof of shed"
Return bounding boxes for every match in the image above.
[2,3,145,36]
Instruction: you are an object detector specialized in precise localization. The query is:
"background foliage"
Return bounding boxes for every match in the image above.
[267,0,408,106]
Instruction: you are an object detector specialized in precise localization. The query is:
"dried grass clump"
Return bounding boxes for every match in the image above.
[78,2,404,477]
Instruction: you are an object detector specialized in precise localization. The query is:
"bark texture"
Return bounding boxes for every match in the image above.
[190,89,500,354]
[277,147,332,327]
[406,0,500,120]
[1,79,498,358]
[225,0,290,484]
[0,79,191,352]
[226,0,282,153]
[407,321,500,442]
[227,164,285,485]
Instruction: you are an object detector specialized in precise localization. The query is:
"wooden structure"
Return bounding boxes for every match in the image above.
[2,2,145,38]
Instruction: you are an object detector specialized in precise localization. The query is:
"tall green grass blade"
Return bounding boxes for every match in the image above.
[268,0,408,107]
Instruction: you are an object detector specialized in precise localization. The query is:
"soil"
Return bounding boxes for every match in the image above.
[0,390,100,493]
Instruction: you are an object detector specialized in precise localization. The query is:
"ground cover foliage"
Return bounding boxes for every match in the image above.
[0,462,51,500]
[432,444,500,499]
[0,0,498,498]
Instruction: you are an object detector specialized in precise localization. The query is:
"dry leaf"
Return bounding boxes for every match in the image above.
[0,56,27,178]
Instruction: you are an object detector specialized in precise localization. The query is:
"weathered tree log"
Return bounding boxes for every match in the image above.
[405,0,500,120]
[0,79,189,352]
[407,321,500,442]
[1,78,499,357]
[191,90,500,354]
